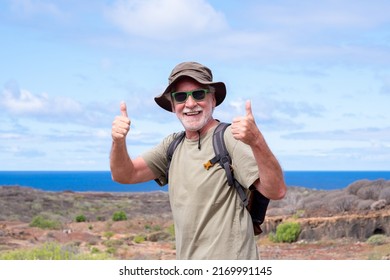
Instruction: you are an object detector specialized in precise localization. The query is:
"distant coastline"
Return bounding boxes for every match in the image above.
[1,170,390,193]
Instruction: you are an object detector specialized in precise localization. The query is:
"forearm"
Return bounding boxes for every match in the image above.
[110,102,156,184]
[110,140,134,184]
[250,135,287,200]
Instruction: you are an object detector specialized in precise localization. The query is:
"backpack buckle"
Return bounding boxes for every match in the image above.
[203,160,214,170]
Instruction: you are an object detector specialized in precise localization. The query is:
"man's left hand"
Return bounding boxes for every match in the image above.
[231,100,260,146]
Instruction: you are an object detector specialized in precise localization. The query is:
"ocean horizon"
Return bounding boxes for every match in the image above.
[0,170,389,193]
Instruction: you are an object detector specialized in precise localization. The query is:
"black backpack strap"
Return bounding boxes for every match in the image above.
[165,131,185,183]
[209,122,249,207]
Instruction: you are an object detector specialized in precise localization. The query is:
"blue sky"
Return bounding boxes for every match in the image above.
[0,0,389,171]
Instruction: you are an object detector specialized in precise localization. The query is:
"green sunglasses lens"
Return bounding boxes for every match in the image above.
[192,90,207,100]
[172,89,207,103]
[173,92,188,102]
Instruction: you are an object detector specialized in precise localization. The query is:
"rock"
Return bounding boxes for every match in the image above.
[147,231,172,242]
[371,199,387,211]
[263,210,390,241]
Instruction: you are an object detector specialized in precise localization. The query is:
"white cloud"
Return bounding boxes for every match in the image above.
[282,127,390,142]
[215,96,324,131]
[1,86,83,117]
[104,0,227,40]
[0,132,22,139]
[250,1,390,29]
[9,0,64,18]
[1,0,390,171]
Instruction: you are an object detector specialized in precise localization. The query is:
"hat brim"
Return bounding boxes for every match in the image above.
[155,75,226,112]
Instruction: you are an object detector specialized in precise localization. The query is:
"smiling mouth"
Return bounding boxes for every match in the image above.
[184,111,201,116]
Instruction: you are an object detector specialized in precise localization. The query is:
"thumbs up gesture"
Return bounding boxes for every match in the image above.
[231,100,260,146]
[112,101,131,142]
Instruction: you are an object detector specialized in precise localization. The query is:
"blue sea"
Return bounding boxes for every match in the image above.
[0,171,389,193]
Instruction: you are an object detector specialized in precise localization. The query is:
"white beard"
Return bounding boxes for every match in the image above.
[179,106,214,131]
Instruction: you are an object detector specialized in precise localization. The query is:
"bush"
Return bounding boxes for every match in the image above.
[346,180,371,195]
[356,199,375,211]
[379,187,390,204]
[145,224,162,232]
[103,231,114,240]
[332,194,357,212]
[75,215,86,223]
[367,234,388,246]
[357,186,380,200]
[0,242,112,260]
[167,224,175,239]
[103,239,123,247]
[0,242,71,260]
[91,247,100,254]
[270,221,301,243]
[133,235,146,244]
[112,211,127,221]
[30,215,61,230]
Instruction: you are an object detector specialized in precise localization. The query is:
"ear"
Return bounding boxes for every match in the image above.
[211,92,217,108]
[170,100,176,113]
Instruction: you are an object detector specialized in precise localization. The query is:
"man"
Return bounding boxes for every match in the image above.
[110,61,286,259]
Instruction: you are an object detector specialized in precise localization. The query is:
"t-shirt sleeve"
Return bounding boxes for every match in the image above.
[141,133,177,186]
[224,126,259,189]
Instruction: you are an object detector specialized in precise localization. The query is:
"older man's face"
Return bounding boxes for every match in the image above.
[171,78,216,132]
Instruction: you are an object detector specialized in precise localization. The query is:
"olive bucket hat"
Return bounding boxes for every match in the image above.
[154,61,226,112]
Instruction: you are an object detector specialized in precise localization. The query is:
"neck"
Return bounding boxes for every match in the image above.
[185,118,219,140]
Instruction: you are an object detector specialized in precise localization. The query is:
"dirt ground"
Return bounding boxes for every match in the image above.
[1,219,388,260]
[1,186,390,260]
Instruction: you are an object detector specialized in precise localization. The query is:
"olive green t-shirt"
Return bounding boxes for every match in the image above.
[142,125,259,259]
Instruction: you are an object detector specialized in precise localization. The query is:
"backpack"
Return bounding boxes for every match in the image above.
[165,122,270,235]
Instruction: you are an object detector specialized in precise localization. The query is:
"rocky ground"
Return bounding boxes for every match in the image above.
[1,218,388,260]
[1,182,390,260]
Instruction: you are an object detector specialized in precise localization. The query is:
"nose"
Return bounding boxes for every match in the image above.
[185,95,197,108]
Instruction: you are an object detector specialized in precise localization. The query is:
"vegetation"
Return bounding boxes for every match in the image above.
[367,234,389,246]
[269,221,301,243]
[112,211,127,221]
[29,215,61,230]
[103,231,115,240]
[75,214,87,222]
[267,179,390,217]
[167,224,175,239]
[1,181,389,260]
[0,242,112,260]
[133,235,146,244]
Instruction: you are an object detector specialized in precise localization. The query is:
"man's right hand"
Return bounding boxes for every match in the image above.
[112,101,131,142]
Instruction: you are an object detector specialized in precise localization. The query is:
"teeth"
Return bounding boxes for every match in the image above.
[185,111,200,115]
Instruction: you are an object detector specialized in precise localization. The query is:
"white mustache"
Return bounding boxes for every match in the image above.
[183,106,202,114]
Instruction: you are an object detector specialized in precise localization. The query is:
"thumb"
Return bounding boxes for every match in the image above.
[120,101,128,117]
[245,100,253,118]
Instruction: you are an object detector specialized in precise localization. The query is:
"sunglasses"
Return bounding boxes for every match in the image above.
[171,89,209,103]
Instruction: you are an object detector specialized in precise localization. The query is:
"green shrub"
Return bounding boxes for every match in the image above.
[103,239,123,247]
[133,235,146,244]
[167,224,175,239]
[91,247,100,254]
[144,224,152,231]
[106,247,116,254]
[75,215,86,223]
[0,242,112,260]
[367,234,388,245]
[145,224,162,232]
[270,221,301,243]
[29,215,61,230]
[103,231,115,240]
[112,211,127,221]
[0,242,70,260]
[153,225,162,231]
